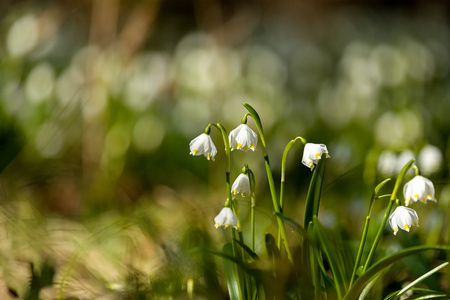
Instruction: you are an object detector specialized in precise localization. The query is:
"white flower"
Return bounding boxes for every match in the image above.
[403,175,436,206]
[302,143,330,171]
[377,150,397,176]
[389,206,419,235]
[189,133,217,160]
[229,124,258,152]
[214,207,238,229]
[418,145,443,175]
[231,173,250,197]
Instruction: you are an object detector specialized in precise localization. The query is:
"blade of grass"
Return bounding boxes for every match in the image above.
[303,154,327,229]
[234,239,259,260]
[358,269,388,300]
[343,245,450,300]
[389,262,449,300]
[307,221,322,299]
[313,217,347,299]
[383,288,448,300]
[223,243,244,300]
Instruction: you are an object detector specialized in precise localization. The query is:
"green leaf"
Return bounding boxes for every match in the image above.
[313,217,347,299]
[374,178,391,196]
[276,212,309,241]
[307,221,322,299]
[223,243,243,300]
[303,153,327,229]
[358,269,388,300]
[234,238,259,260]
[385,262,449,300]
[343,245,450,300]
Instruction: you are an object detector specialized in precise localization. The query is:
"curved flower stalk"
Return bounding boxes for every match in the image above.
[388,206,419,235]
[229,123,258,152]
[302,143,330,171]
[231,173,250,197]
[242,103,294,263]
[189,133,217,160]
[363,158,415,272]
[404,175,437,206]
[214,207,238,229]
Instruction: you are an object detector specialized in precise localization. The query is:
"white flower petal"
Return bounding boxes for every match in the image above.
[231,173,251,197]
[229,124,258,152]
[389,206,419,235]
[301,143,330,170]
[403,175,436,205]
[189,133,217,160]
[214,207,238,229]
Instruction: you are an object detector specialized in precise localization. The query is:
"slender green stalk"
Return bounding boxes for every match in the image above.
[412,164,420,176]
[210,123,245,299]
[280,136,307,212]
[349,178,391,287]
[363,159,415,272]
[210,123,232,201]
[230,229,245,300]
[278,136,306,248]
[393,262,449,299]
[250,197,255,252]
[248,169,256,251]
[243,103,293,263]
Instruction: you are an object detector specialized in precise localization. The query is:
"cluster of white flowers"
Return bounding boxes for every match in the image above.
[388,174,437,235]
[189,121,331,229]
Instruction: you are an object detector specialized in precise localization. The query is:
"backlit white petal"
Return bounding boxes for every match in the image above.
[403,175,436,205]
[231,173,251,197]
[302,143,330,170]
[189,133,217,160]
[214,207,238,229]
[389,206,419,235]
[229,124,258,152]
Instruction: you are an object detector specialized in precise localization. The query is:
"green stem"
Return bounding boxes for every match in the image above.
[280,136,307,213]
[243,103,293,263]
[349,178,391,287]
[231,228,245,300]
[363,159,415,272]
[278,136,306,248]
[248,169,256,252]
[210,123,232,201]
[210,123,245,298]
[412,164,420,176]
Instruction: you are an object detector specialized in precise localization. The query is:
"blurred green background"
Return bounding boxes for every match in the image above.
[0,1,449,299]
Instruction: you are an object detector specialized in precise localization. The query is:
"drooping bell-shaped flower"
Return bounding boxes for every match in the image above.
[403,175,436,206]
[214,207,238,229]
[231,173,250,197]
[189,133,217,160]
[388,206,419,235]
[229,124,258,152]
[302,143,330,171]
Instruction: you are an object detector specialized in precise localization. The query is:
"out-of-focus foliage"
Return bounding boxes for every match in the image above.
[0,1,449,299]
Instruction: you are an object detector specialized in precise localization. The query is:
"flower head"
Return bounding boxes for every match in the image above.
[214,207,238,229]
[229,124,258,152]
[389,206,419,235]
[231,173,250,197]
[302,143,330,171]
[189,133,217,160]
[403,175,436,206]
